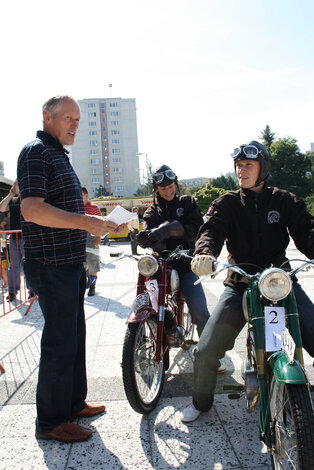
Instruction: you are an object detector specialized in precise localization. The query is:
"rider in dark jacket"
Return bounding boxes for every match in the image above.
[137,165,210,337]
[181,140,314,423]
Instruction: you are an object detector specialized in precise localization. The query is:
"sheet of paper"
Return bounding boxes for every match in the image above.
[145,279,159,312]
[106,205,138,225]
[265,306,285,352]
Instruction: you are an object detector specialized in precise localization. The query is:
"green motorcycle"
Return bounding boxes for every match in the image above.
[206,259,314,469]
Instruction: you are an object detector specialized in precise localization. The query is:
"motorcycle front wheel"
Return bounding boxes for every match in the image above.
[270,379,314,469]
[122,316,165,414]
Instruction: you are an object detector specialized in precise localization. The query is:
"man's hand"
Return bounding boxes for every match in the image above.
[85,215,118,237]
[191,254,216,277]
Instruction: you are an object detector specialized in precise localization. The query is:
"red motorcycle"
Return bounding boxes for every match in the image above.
[122,247,195,414]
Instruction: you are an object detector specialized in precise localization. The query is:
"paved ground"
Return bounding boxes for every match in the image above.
[0,241,313,469]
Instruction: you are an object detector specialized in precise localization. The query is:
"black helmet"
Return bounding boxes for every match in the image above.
[231,140,271,185]
[152,165,178,187]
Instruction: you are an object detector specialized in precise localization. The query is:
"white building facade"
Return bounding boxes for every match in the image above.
[70,97,140,197]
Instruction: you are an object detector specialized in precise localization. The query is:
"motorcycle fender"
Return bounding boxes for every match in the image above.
[127,306,157,324]
[269,351,308,386]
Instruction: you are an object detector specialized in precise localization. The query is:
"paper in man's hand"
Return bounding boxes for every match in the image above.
[106,205,138,225]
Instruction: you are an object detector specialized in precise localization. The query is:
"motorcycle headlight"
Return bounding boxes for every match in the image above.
[258,268,292,302]
[138,255,158,277]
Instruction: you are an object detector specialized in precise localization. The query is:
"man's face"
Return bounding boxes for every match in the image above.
[44,98,80,146]
[236,160,261,190]
[157,182,176,201]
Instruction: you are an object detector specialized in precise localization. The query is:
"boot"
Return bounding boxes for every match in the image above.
[88,285,96,296]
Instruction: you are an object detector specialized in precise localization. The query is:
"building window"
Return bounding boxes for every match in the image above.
[111,120,119,126]
[103,136,107,141]
[104,164,109,168]
[112,139,120,144]
[88,103,96,108]
[89,140,98,146]
[112,149,120,154]
[105,172,109,177]
[91,177,100,183]
[88,112,96,117]
[88,121,96,127]
[110,111,119,116]
[112,157,121,163]
[91,169,99,174]
[104,155,108,160]
[91,158,99,164]
[102,126,106,132]
[102,117,106,123]
[113,177,123,182]
[111,130,120,135]
[105,182,109,187]
[90,150,98,155]
[114,185,124,191]
[89,131,97,136]
[109,102,118,107]
[113,167,122,173]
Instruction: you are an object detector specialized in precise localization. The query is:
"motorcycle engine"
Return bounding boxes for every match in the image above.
[241,358,259,413]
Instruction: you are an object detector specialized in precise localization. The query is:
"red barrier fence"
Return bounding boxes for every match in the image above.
[0,230,37,373]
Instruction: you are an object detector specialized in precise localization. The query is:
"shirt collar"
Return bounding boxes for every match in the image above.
[36,130,69,157]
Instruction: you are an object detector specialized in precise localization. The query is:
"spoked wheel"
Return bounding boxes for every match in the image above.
[270,379,314,469]
[122,316,165,414]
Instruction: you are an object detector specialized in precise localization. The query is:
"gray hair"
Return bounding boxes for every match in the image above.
[42,95,77,117]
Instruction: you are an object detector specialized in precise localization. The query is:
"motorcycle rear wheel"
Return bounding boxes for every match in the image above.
[122,317,165,414]
[270,380,314,469]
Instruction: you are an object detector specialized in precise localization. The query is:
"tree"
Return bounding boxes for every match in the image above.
[269,137,312,198]
[211,174,239,190]
[193,185,227,213]
[260,124,276,151]
[133,161,154,196]
[94,185,111,197]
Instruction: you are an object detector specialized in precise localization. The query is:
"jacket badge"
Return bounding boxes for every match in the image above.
[176,208,184,217]
[267,210,280,224]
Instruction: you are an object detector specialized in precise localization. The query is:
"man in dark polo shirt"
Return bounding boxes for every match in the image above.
[17,95,124,443]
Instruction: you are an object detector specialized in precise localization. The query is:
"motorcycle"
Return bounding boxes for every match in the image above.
[197,258,314,469]
[122,247,195,414]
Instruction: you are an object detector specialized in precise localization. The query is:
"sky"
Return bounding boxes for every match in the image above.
[1,0,314,182]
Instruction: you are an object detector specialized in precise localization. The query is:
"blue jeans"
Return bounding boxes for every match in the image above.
[8,237,23,294]
[24,260,87,433]
[193,282,314,411]
[179,270,210,330]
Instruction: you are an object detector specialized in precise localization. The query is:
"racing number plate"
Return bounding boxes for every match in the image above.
[265,306,285,352]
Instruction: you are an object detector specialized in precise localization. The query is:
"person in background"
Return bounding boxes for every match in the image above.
[18,95,125,443]
[81,187,102,296]
[0,180,33,301]
[128,207,139,255]
[181,140,314,423]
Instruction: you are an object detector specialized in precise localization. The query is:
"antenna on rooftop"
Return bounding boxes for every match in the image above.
[109,83,112,98]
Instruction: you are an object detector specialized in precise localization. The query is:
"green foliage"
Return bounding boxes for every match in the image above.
[269,137,312,198]
[305,194,314,216]
[94,185,111,197]
[259,124,276,151]
[211,174,239,190]
[193,185,228,213]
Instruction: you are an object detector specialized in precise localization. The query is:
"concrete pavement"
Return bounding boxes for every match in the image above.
[0,241,313,469]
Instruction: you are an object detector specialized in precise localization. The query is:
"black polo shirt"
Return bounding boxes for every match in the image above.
[17,131,86,265]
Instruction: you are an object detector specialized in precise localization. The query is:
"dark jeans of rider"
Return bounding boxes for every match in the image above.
[193,282,314,412]
[179,270,209,332]
[130,229,138,255]
[24,260,87,433]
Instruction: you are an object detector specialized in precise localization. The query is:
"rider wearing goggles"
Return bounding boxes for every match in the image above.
[231,140,271,186]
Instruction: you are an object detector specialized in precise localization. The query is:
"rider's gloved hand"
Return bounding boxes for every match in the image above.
[191,254,216,277]
[137,230,154,248]
[137,221,184,249]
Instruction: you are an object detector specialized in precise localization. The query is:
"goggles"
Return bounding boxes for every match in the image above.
[231,145,262,160]
[153,169,176,184]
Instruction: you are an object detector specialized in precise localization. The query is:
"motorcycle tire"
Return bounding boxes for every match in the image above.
[122,316,165,414]
[270,379,314,469]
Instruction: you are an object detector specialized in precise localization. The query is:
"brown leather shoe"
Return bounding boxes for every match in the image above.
[35,422,92,442]
[76,403,106,418]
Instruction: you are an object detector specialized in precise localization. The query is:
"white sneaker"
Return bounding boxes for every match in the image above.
[217,360,226,374]
[181,403,201,423]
